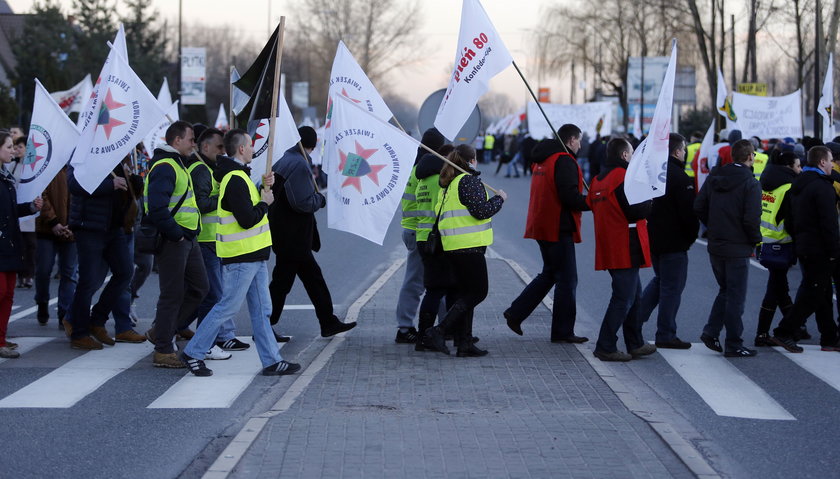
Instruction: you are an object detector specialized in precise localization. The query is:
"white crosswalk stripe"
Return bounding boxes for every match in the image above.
[148,338,281,409]
[0,337,52,365]
[0,342,154,408]
[656,345,795,420]
[777,345,840,392]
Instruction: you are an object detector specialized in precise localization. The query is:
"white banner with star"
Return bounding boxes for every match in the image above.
[326,94,418,245]
[142,100,179,158]
[70,43,166,193]
[18,79,81,203]
[50,74,93,116]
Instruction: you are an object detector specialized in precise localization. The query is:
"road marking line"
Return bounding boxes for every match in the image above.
[148,338,280,409]
[9,298,58,323]
[202,256,406,479]
[0,337,52,365]
[283,305,315,310]
[0,341,154,408]
[657,346,795,420]
[777,345,840,393]
[11,305,19,311]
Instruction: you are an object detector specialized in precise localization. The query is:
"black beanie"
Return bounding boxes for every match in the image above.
[421,127,446,153]
[298,126,317,149]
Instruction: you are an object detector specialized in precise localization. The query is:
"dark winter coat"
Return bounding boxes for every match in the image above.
[268,146,325,261]
[0,168,35,272]
[213,156,271,264]
[68,163,141,234]
[647,156,699,254]
[145,146,199,241]
[787,170,840,259]
[694,162,762,257]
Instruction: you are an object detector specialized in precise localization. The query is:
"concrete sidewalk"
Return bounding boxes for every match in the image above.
[230,257,693,478]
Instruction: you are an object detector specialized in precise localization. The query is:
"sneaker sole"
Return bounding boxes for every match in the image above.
[205,355,232,360]
[153,362,186,368]
[115,338,147,344]
[263,365,301,376]
[770,337,803,353]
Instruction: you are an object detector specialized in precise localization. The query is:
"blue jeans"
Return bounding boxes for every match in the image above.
[69,229,132,339]
[703,254,748,351]
[395,228,424,329]
[639,252,688,342]
[91,232,135,334]
[595,268,644,353]
[182,242,235,341]
[507,237,578,340]
[184,261,282,367]
[35,238,77,315]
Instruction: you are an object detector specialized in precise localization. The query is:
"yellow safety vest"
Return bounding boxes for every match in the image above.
[400,166,419,231]
[187,160,220,243]
[415,173,442,242]
[760,184,792,244]
[753,152,769,180]
[436,173,493,251]
[143,158,200,231]
[484,135,495,150]
[685,142,700,178]
[215,170,272,258]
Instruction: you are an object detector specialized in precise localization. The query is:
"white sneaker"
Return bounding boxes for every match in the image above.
[205,345,232,360]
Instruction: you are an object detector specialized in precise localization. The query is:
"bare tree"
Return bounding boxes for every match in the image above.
[478,92,515,124]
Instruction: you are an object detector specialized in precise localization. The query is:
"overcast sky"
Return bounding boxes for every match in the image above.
[7,0,566,112]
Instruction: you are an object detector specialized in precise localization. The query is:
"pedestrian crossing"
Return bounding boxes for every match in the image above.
[0,337,281,409]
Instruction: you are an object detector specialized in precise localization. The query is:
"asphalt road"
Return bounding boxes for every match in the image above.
[2,167,839,478]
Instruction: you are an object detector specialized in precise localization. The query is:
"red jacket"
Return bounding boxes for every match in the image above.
[587,167,651,270]
[524,152,584,243]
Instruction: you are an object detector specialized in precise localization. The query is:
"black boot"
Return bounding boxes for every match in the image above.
[422,303,468,355]
[37,302,49,325]
[415,311,437,352]
[457,338,488,357]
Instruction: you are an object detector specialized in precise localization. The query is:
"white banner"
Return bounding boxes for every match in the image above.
[731,90,803,140]
[76,25,128,130]
[50,74,92,115]
[215,103,228,130]
[71,44,167,193]
[624,41,677,205]
[248,99,301,186]
[434,0,513,141]
[143,100,179,158]
[818,54,835,141]
[695,121,719,191]
[181,47,206,105]
[18,79,81,203]
[326,95,418,245]
[527,101,611,141]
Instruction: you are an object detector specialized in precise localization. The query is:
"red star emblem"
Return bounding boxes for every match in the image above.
[252,121,267,145]
[98,89,126,139]
[338,141,385,193]
[325,89,363,129]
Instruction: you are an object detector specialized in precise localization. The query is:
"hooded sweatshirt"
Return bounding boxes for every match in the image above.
[694,162,762,257]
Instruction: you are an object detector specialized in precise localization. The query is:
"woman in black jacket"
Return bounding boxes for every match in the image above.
[0,130,42,358]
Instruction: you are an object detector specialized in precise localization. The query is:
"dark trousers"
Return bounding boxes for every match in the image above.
[34,238,77,315]
[703,254,748,351]
[439,251,488,340]
[595,268,644,353]
[757,266,793,334]
[152,238,208,353]
[269,251,336,329]
[774,256,838,346]
[69,229,132,339]
[639,251,688,342]
[507,236,578,340]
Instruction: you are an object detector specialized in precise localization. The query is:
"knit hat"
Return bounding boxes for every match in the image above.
[727,129,742,144]
[421,127,446,153]
[825,141,840,158]
[298,126,317,149]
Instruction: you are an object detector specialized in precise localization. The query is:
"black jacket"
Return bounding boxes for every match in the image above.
[694,163,762,257]
[146,146,200,241]
[0,168,34,272]
[186,152,219,216]
[647,156,699,254]
[596,156,651,267]
[415,153,444,180]
[268,147,325,261]
[531,139,590,236]
[68,163,141,233]
[214,156,271,264]
[787,170,840,259]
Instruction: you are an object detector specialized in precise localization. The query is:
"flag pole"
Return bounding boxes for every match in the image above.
[335,94,500,195]
[265,17,286,188]
[511,60,589,191]
[229,66,234,129]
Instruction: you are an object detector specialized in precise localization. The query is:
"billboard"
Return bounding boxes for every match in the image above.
[181,47,206,105]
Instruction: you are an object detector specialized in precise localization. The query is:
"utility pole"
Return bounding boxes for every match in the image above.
[730,14,736,89]
[815,0,823,138]
[177,0,182,118]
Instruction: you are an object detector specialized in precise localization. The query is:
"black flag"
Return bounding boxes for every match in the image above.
[234,25,280,135]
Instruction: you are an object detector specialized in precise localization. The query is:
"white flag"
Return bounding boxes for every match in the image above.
[215,103,229,130]
[143,100,179,159]
[434,0,513,141]
[323,41,394,171]
[624,41,677,205]
[17,79,81,203]
[248,95,301,186]
[695,120,718,191]
[230,66,250,117]
[716,68,741,131]
[50,74,93,115]
[157,77,173,108]
[70,43,167,193]
[818,53,835,141]
[633,105,643,138]
[326,95,418,245]
[75,25,129,130]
